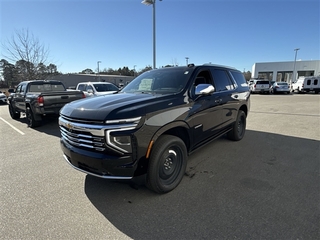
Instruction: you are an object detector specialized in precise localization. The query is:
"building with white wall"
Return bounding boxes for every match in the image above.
[251,60,320,82]
[47,74,134,89]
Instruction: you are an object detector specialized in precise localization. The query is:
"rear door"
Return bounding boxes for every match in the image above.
[210,68,238,129]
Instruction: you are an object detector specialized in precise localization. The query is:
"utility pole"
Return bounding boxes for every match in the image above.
[97,61,101,81]
[291,48,300,88]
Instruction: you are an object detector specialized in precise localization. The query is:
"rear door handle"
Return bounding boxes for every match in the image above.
[215,98,222,103]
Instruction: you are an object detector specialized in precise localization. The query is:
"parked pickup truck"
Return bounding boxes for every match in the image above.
[8,80,85,127]
[59,64,250,193]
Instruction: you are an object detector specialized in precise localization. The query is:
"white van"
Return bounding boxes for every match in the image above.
[291,77,306,93]
[303,76,320,94]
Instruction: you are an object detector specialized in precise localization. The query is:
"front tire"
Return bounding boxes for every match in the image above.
[227,110,246,141]
[8,104,20,119]
[146,135,187,194]
[26,107,41,128]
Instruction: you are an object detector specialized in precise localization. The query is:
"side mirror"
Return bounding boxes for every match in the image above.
[195,84,215,95]
[87,89,94,94]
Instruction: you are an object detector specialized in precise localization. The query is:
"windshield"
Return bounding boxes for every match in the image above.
[93,83,119,92]
[121,67,192,94]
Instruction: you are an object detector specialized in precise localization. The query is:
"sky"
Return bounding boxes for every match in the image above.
[0,0,319,74]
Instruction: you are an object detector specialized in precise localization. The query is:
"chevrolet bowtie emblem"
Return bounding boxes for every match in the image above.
[66,122,73,129]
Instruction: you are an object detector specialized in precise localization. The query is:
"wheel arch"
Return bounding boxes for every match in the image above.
[134,121,191,177]
[239,104,248,117]
[150,121,191,154]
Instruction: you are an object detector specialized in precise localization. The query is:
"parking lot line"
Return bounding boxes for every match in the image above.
[0,117,25,135]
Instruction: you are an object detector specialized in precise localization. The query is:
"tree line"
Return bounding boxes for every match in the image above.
[0,29,251,88]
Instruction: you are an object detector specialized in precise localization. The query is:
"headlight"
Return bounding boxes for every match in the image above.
[105,117,142,153]
[108,134,132,153]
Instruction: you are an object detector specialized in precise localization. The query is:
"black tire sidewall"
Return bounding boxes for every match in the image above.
[147,135,187,193]
[8,103,20,119]
[26,108,33,127]
[26,107,40,128]
[228,110,246,141]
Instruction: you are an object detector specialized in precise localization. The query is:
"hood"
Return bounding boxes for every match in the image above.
[60,92,178,121]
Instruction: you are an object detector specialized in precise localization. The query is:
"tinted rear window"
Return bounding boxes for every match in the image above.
[29,83,65,92]
[257,81,270,84]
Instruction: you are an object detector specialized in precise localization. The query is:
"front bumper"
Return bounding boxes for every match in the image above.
[0,98,7,103]
[60,138,135,179]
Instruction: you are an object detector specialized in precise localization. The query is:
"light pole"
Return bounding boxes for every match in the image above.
[185,57,189,66]
[292,48,300,87]
[97,61,101,81]
[142,0,161,69]
[133,65,136,77]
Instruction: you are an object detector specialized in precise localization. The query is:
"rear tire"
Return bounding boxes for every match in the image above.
[26,107,41,128]
[8,104,20,119]
[227,110,246,141]
[146,135,187,194]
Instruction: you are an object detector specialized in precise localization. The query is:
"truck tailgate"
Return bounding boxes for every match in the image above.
[41,91,83,106]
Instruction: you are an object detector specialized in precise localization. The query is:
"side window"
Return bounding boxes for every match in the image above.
[77,84,85,91]
[306,80,311,85]
[314,79,318,85]
[87,85,93,91]
[16,85,22,93]
[192,70,213,97]
[212,69,235,92]
[194,70,213,86]
[21,83,26,93]
[230,70,246,86]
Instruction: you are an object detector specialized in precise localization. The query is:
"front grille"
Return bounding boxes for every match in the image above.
[60,125,106,151]
[59,116,107,152]
[59,115,139,154]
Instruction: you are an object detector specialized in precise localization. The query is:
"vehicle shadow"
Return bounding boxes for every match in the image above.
[83,130,319,239]
[16,114,61,137]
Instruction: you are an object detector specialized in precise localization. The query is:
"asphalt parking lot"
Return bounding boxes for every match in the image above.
[0,93,319,240]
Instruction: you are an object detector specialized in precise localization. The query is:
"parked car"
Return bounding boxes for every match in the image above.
[250,80,271,94]
[8,80,85,127]
[76,82,119,97]
[59,64,250,193]
[270,82,290,94]
[0,91,7,104]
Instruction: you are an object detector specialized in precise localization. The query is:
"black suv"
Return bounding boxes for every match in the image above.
[59,64,250,193]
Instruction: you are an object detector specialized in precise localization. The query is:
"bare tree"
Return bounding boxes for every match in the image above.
[2,28,50,80]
